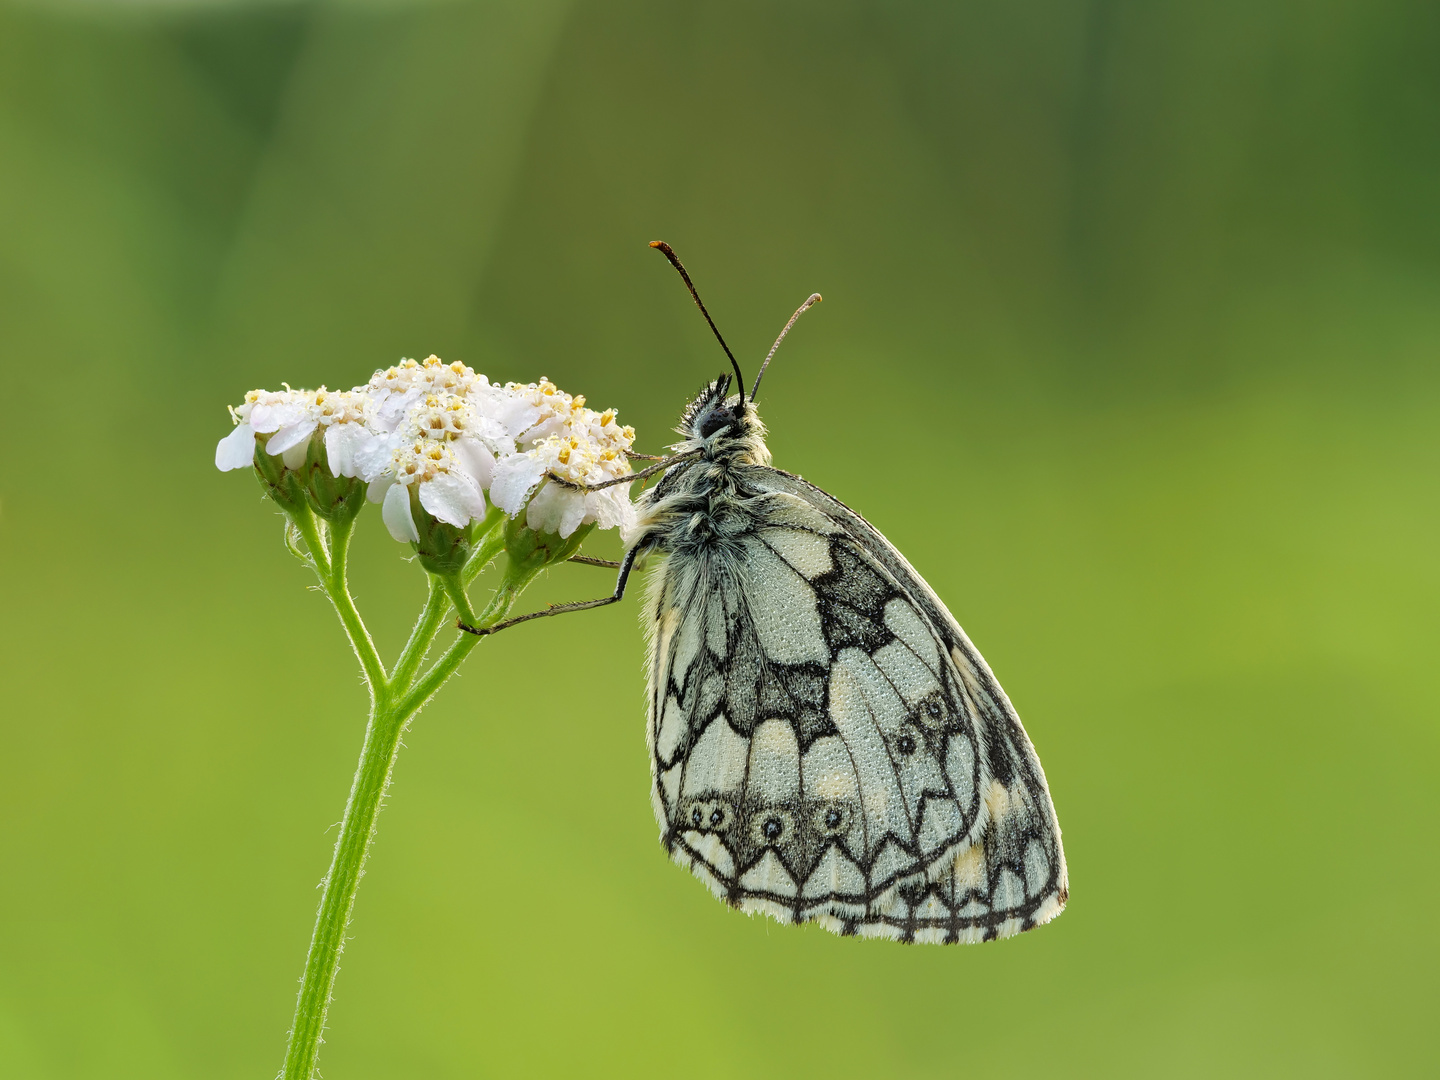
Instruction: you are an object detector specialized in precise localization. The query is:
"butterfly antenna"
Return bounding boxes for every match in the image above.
[649,241,746,402]
[750,292,822,402]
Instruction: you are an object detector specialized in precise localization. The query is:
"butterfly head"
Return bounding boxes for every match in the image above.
[646,241,818,469]
[675,374,771,465]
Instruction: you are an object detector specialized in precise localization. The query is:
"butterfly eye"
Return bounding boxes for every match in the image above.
[698,407,733,438]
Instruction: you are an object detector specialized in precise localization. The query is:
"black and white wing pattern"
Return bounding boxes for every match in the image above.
[643,468,1067,944]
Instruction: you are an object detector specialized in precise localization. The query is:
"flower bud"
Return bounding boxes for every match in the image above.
[250,431,310,516]
[391,481,479,578]
[299,430,366,524]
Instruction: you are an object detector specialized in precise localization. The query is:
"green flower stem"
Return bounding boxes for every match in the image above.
[280,517,516,1080]
[464,517,509,585]
[281,689,397,1080]
[390,519,507,693]
[291,505,331,574]
[320,516,388,693]
[389,573,449,693]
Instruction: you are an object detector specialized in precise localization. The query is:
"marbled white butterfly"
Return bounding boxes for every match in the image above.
[469,243,1068,943]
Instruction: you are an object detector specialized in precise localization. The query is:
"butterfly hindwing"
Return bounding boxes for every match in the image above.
[644,469,1067,943]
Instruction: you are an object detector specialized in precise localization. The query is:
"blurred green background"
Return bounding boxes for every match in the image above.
[1,0,1436,1076]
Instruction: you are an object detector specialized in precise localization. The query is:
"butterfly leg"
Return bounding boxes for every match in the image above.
[568,555,622,569]
[456,546,640,637]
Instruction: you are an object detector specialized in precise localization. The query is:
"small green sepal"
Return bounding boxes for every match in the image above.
[411,490,478,579]
[299,433,365,524]
[502,514,595,574]
[252,435,309,516]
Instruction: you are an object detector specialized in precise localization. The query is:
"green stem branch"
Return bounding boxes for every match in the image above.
[464,512,508,585]
[394,565,536,721]
[320,518,388,693]
[390,574,449,695]
[292,507,331,576]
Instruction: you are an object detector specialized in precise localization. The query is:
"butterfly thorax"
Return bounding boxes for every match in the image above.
[630,379,773,558]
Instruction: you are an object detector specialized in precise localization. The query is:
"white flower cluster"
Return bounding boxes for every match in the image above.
[216,356,636,540]
[217,386,375,474]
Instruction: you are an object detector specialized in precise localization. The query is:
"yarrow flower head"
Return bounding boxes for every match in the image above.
[488,381,637,540]
[216,386,376,519]
[216,386,376,473]
[215,357,637,574]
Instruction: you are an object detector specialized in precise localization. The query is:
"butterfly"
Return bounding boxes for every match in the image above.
[469,242,1068,944]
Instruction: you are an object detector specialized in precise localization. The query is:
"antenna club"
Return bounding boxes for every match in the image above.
[749,291,825,403]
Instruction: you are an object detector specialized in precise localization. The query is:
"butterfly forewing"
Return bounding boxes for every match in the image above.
[643,467,1067,944]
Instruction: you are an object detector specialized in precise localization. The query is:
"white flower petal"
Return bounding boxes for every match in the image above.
[453,437,496,490]
[267,418,319,456]
[281,438,311,470]
[588,486,634,531]
[382,482,420,542]
[556,493,589,538]
[364,388,396,426]
[489,455,547,516]
[324,423,371,478]
[523,482,581,537]
[354,430,401,483]
[215,423,256,471]
[375,387,421,432]
[495,397,542,440]
[615,494,637,533]
[520,415,567,445]
[367,475,395,504]
[471,417,514,458]
[248,400,314,434]
[620,512,643,549]
[246,403,283,434]
[419,472,486,528]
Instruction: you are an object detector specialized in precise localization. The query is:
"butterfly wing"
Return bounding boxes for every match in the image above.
[643,467,1067,944]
